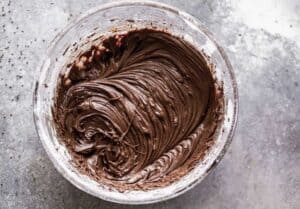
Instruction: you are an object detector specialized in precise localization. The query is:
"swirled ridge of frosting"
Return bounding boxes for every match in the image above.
[53,29,224,191]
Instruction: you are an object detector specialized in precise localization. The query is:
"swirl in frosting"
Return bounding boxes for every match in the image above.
[53,29,224,190]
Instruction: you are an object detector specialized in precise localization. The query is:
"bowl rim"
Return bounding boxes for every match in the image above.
[33,0,239,204]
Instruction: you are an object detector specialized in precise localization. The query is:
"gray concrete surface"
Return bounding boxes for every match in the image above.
[0,0,299,208]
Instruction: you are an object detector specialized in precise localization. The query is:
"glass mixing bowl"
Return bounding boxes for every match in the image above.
[33,0,238,204]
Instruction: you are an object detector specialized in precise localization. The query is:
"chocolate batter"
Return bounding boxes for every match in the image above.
[53,29,224,190]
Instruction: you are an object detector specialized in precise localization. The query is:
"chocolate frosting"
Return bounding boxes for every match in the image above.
[53,29,224,190]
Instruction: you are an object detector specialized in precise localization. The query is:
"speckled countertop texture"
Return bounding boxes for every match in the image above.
[0,0,299,208]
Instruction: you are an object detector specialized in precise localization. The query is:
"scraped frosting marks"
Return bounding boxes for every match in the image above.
[53,29,224,190]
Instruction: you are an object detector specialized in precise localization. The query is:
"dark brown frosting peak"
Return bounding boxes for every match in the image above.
[53,29,223,190]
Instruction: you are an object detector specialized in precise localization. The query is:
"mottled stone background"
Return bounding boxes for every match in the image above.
[0,0,299,208]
